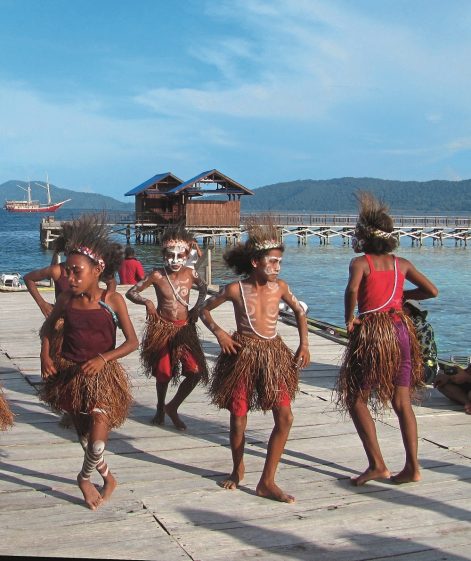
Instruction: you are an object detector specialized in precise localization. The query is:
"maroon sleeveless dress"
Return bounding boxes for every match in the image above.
[40,293,132,428]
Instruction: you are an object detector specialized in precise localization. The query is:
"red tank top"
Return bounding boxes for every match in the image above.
[54,263,70,299]
[61,296,117,362]
[357,254,404,315]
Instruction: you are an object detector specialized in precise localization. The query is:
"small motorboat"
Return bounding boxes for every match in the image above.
[0,272,22,288]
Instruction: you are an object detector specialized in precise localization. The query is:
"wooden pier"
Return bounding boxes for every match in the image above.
[40,213,471,249]
[1,288,471,560]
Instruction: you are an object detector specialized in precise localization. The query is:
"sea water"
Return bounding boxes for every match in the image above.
[0,209,469,358]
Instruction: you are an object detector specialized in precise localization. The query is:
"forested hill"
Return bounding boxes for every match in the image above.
[0,180,134,210]
[3,177,471,213]
[242,177,471,212]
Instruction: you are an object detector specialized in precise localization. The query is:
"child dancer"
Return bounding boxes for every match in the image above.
[200,222,309,503]
[24,225,73,318]
[25,225,117,319]
[126,225,208,430]
[25,225,118,429]
[40,215,138,510]
[336,192,438,486]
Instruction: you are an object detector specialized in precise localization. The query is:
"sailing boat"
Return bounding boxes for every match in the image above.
[4,176,71,213]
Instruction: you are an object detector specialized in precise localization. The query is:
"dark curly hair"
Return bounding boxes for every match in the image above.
[161,223,194,255]
[65,214,123,280]
[355,191,398,254]
[224,216,284,276]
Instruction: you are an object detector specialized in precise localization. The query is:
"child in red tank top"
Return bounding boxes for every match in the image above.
[336,192,438,486]
[40,215,138,511]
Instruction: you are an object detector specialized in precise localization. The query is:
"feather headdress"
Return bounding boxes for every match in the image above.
[245,215,283,251]
[65,214,123,278]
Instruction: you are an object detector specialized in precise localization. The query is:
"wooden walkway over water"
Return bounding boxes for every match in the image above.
[1,288,471,560]
[40,213,471,248]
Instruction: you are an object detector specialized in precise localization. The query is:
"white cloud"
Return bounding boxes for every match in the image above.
[134,0,471,130]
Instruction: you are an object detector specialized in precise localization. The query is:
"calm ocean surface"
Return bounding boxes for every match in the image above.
[0,208,469,358]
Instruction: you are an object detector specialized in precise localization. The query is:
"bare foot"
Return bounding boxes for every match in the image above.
[59,412,73,429]
[151,406,165,426]
[256,481,295,503]
[351,466,391,486]
[390,467,421,484]
[100,471,117,503]
[464,402,471,415]
[220,465,245,490]
[77,474,103,510]
[164,403,187,430]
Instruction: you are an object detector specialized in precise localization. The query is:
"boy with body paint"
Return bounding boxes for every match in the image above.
[126,226,208,430]
[200,222,309,503]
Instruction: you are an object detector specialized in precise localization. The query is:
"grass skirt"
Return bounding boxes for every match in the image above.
[39,316,64,363]
[336,311,423,415]
[209,332,299,412]
[39,358,132,429]
[140,316,208,383]
[0,385,14,430]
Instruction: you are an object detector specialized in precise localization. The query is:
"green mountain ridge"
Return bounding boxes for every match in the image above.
[0,180,134,210]
[2,177,471,213]
[241,177,471,212]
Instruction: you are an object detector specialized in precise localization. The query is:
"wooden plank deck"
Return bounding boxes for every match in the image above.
[0,288,470,560]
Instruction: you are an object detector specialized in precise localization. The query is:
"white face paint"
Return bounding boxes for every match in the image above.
[262,256,282,276]
[164,247,187,272]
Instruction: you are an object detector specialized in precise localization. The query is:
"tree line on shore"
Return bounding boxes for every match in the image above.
[2,176,471,213]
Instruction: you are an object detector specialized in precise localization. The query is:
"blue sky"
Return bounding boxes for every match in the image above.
[1,0,471,199]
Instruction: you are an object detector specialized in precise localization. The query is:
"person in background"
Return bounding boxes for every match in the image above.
[24,225,72,318]
[403,300,438,384]
[434,364,471,413]
[118,246,145,285]
[186,238,203,270]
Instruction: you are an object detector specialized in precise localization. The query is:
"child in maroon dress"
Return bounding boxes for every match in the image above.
[336,192,438,486]
[40,215,138,510]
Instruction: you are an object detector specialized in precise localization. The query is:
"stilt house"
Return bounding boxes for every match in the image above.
[125,169,253,227]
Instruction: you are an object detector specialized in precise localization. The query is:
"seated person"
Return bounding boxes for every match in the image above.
[434,364,471,414]
[403,299,438,383]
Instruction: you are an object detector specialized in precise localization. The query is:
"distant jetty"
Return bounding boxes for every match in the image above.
[40,212,471,249]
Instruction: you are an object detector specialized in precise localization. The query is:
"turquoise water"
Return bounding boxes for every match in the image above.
[0,209,469,358]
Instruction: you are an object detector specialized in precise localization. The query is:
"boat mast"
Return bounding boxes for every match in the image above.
[16,181,32,204]
[34,173,52,205]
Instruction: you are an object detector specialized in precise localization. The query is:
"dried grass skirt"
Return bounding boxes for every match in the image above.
[39,358,132,428]
[209,332,299,412]
[140,316,208,383]
[0,385,14,430]
[336,311,423,414]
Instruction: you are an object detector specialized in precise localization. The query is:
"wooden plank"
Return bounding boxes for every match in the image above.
[1,288,471,561]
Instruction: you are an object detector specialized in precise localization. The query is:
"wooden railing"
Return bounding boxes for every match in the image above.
[240,213,471,228]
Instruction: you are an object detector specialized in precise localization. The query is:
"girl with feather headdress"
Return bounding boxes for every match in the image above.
[336,192,438,485]
[39,214,138,510]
